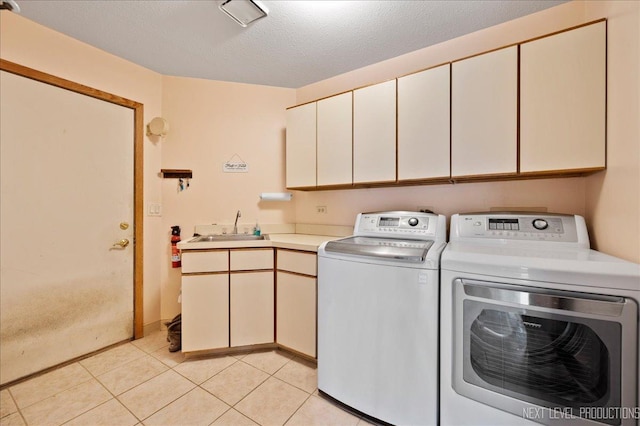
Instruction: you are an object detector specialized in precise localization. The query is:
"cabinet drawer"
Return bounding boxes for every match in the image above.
[181,250,228,273]
[277,250,317,276]
[230,249,273,271]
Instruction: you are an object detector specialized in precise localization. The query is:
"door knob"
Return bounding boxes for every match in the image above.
[112,239,130,248]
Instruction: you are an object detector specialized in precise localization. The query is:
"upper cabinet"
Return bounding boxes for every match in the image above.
[317,92,353,186]
[520,21,606,173]
[353,80,397,184]
[397,64,451,181]
[451,46,518,178]
[285,102,316,188]
[285,20,606,191]
[286,93,353,189]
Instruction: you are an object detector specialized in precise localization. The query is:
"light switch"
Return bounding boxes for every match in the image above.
[147,203,162,217]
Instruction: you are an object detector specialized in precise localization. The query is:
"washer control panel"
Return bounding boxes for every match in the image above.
[355,211,436,239]
[456,213,581,243]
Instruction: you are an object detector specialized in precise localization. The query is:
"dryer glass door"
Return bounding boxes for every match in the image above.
[452,279,638,426]
[468,308,613,404]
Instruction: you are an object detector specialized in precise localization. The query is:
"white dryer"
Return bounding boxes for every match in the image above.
[318,211,446,426]
[441,212,640,426]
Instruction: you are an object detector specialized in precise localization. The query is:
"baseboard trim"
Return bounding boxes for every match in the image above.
[143,320,162,336]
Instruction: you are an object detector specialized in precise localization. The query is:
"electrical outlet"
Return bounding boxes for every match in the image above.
[316,206,327,214]
[417,206,434,213]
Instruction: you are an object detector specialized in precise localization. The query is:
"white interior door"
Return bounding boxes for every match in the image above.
[0,70,135,385]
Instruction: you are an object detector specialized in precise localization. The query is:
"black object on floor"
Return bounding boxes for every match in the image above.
[165,314,181,352]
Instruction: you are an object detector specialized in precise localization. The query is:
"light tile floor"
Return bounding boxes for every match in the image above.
[0,331,371,426]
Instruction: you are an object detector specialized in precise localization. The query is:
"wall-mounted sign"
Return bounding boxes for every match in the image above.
[223,153,248,173]
[223,162,248,173]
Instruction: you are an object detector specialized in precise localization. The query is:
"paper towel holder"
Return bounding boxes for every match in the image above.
[259,192,293,201]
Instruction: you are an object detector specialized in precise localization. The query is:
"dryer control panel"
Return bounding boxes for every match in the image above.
[452,212,588,246]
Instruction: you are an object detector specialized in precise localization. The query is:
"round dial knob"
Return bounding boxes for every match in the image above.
[532,219,548,230]
[408,217,419,227]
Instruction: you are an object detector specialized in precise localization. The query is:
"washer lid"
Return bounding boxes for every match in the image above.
[325,236,434,263]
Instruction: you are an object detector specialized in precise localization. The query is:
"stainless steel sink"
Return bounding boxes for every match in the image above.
[190,234,265,242]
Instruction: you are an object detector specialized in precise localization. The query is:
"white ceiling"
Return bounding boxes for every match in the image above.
[13,0,567,88]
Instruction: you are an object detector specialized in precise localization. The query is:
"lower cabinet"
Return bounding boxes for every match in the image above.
[276,249,317,358]
[181,274,229,352]
[181,247,318,356]
[181,248,274,353]
[230,271,274,347]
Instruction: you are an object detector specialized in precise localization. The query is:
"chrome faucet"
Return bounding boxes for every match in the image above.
[233,210,241,234]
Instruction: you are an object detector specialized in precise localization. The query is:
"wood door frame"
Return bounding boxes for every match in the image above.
[1,59,144,339]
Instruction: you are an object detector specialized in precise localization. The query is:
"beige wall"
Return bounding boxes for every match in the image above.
[159,76,295,319]
[294,0,640,262]
[1,0,637,340]
[294,179,587,228]
[0,12,296,327]
[584,1,640,262]
[0,11,165,327]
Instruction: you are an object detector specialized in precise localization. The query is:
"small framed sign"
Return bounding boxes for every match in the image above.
[223,154,248,173]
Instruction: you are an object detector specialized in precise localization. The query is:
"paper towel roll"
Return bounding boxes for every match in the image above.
[259,192,293,201]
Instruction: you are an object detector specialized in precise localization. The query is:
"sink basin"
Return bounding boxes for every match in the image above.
[190,234,265,242]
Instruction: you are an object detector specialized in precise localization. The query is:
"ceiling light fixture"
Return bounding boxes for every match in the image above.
[219,0,268,27]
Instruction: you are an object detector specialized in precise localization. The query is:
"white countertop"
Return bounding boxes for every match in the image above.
[177,233,342,252]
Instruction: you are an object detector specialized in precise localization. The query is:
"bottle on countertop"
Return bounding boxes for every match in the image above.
[253,222,261,236]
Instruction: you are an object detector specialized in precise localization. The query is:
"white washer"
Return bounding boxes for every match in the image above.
[318,211,446,426]
[441,212,640,426]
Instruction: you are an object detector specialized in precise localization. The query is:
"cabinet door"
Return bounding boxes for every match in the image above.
[353,80,396,183]
[286,102,316,188]
[452,46,518,177]
[520,22,606,173]
[285,102,316,188]
[181,274,229,351]
[230,272,274,347]
[398,64,451,180]
[276,272,316,358]
[317,92,353,186]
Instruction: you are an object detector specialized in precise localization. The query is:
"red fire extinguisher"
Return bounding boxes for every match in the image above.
[171,226,181,268]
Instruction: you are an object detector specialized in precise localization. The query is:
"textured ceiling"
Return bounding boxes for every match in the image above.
[14,0,567,88]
